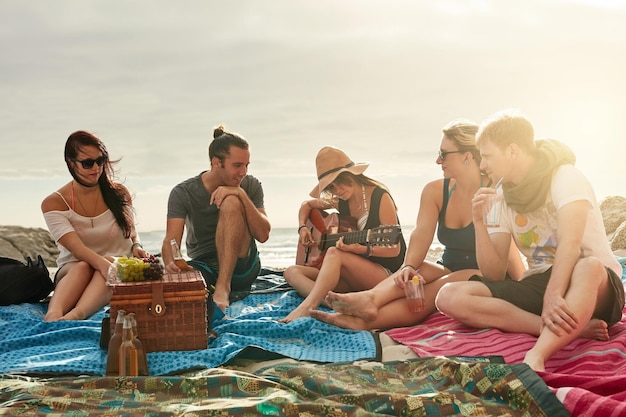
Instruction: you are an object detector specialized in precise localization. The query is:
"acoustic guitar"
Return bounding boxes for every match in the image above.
[295,209,402,268]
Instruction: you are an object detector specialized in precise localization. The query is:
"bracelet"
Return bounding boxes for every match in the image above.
[131,242,143,251]
[401,264,416,272]
[297,224,308,233]
[364,243,371,257]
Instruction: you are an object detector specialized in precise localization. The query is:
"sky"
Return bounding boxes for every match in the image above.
[1,0,625,233]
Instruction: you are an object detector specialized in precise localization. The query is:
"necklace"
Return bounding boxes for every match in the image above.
[361,185,368,213]
[72,181,100,228]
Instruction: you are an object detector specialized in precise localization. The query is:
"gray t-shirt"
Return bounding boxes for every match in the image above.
[167,172,265,259]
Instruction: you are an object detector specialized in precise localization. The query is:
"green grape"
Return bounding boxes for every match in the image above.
[116,256,149,282]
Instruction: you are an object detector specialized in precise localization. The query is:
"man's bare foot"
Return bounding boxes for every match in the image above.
[523,350,546,372]
[213,290,229,313]
[324,291,378,322]
[279,305,311,323]
[310,310,369,330]
[580,318,609,341]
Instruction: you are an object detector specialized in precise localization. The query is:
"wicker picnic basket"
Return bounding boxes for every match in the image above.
[109,270,209,352]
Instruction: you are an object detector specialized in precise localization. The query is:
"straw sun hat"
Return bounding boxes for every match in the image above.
[309,146,370,197]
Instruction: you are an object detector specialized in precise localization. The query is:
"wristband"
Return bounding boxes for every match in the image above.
[131,242,143,251]
[364,243,371,257]
[401,264,416,272]
[297,224,308,233]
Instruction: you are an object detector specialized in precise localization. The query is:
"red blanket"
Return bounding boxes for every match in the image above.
[386,309,626,417]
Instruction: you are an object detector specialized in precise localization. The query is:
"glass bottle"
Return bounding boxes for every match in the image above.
[119,315,139,377]
[127,313,148,376]
[105,310,126,376]
[170,239,192,271]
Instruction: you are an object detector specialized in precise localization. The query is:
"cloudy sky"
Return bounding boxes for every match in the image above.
[1,0,625,232]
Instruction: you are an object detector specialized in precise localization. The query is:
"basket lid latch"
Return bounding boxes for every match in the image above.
[150,282,166,317]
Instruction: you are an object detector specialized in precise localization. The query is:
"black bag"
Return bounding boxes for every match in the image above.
[0,255,55,305]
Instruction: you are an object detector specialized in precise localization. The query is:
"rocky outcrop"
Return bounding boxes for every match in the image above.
[600,196,626,252]
[600,196,626,235]
[0,226,58,267]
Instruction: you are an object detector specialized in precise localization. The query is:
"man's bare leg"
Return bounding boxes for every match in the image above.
[524,259,613,371]
[437,262,613,372]
[214,196,250,311]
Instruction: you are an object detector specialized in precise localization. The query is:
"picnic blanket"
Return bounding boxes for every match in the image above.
[0,356,568,416]
[386,258,626,417]
[0,274,377,376]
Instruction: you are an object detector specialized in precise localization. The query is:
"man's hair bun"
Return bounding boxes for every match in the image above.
[213,125,227,139]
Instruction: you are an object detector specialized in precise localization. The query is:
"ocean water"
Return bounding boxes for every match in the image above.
[138,225,427,268]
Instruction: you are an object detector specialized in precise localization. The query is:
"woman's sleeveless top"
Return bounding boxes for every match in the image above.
[338,186,406,271]
[436,178,478,271]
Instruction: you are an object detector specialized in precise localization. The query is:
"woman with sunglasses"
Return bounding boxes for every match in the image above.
[41,131,147,321]
[311,119,524,330]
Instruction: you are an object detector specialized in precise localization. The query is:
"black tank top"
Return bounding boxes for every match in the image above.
[436,178,478,271]
[338,186,406,272]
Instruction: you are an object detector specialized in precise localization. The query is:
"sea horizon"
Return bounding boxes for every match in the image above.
[138,224,427,269]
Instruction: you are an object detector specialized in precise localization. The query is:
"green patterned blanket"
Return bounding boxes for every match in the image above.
[0,357,568,416]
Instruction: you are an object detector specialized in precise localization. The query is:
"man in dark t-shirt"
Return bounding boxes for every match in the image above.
[161,125,271,312]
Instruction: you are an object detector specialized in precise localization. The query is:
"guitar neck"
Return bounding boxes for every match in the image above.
[321,230,370,251]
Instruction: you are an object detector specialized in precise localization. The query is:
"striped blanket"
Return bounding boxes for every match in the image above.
[386,259,626,417]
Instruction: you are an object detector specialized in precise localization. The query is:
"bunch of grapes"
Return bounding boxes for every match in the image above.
[116,256,150,282]
[142,255,164,281]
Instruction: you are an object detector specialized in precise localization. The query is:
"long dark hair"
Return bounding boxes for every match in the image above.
[64,131,133,238]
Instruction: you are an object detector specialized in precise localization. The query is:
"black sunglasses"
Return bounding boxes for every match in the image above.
[438,150,464,160]
[71,156,107,169]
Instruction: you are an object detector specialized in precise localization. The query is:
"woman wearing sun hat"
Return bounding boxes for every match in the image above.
[280,146,406,323]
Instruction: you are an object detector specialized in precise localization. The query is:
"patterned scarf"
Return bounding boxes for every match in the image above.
[503,139,576,213]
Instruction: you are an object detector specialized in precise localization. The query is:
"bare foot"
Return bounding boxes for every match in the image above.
[60,308,87,321]
[324,291,378,322]
[61,312,81,321]
[44,312,63,322]
[580,318,609,341]
[279,304,311,323]
[310,310,368,330]
[212,290,229,313]
[43,313,63,322]
[523,350,546,372]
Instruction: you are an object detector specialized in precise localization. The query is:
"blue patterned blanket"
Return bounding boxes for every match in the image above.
[0,276,377,376]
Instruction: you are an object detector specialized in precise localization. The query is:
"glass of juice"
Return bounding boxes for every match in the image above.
[404,274,425,312]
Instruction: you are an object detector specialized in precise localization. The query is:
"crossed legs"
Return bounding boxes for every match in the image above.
[435,257,614,371]
[311,266,478,330]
